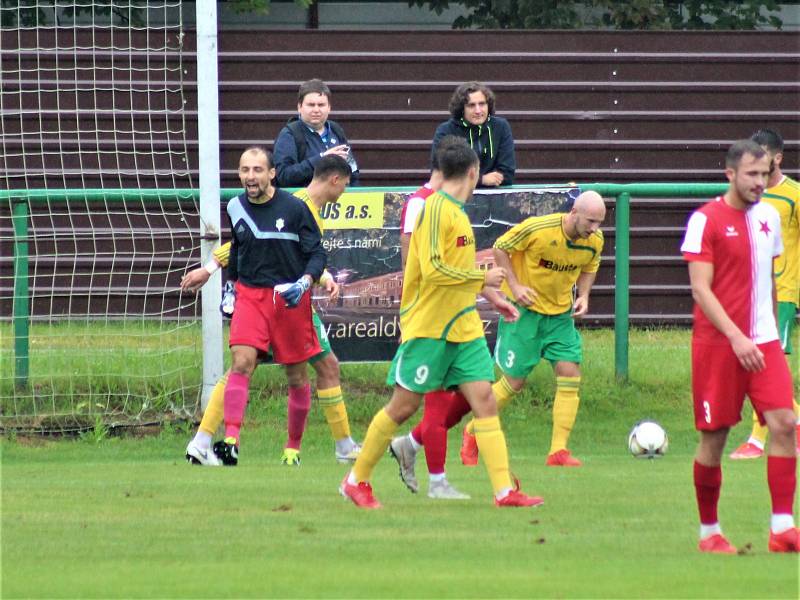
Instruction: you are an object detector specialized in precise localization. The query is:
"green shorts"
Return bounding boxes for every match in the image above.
[494,308,582,379]
[308,310,332,364]
[387,337,495,394]
[778,301,798,354]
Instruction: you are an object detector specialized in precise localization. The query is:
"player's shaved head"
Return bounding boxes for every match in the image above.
[566,190,605,239]
[574,190,606,217]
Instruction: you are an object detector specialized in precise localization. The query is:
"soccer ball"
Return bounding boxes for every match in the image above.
[628,421,668,459]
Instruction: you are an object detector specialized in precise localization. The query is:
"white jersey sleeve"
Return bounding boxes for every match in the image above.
[681,211,708,255]
[402,196,426,234]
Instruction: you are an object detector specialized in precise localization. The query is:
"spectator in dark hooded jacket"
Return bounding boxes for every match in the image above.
[431,81,515,187]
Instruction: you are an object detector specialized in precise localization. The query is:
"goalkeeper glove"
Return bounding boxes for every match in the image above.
[220,281,236,317]
[276,276,311,308]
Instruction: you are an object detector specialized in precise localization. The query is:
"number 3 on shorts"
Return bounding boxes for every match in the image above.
[414,365,429,385]
[703,400,711,424]
[505,350,515,369]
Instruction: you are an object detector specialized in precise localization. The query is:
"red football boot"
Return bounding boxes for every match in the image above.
[339,474,382,509]
[769,527,800,553]
[698,533,737,554]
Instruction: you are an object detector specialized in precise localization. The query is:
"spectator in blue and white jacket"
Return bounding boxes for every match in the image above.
[431,81,516,187]
[273,79,359,188]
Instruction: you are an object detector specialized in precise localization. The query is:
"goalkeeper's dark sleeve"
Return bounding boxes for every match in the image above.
[226,214,239,282]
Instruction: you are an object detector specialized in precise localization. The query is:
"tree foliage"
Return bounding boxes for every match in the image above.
[226,0,315,14]
[408,0,784,30]
[1,0,315,28]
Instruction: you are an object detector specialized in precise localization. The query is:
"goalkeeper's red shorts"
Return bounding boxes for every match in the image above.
[691,339,792,431]
[229,281,320,365]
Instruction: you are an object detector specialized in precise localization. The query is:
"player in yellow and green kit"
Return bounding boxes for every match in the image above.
[730,128,800,459]
[181,155,361,466]
[339,138,543,509]
[459,190,606,467]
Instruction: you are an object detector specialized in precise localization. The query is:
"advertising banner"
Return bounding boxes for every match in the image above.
[312,186,579,362]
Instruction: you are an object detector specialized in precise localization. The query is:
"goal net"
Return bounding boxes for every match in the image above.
[1,1,202,433]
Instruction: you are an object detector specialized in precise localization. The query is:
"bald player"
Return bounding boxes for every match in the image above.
[459,191,606,467]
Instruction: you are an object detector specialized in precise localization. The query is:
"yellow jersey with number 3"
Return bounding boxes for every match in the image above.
[400,191,486,342]
[762,176,800,305]
[494,213,603,315]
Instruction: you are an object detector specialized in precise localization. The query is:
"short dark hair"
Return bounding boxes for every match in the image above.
[448,81,496,120]
[437,141,479,179]
[298,79,331,104]
[313,155,351,180]
[726,139,767,169]
[432,135,470,171]
[751,128,784,153]
[242,145,272,168]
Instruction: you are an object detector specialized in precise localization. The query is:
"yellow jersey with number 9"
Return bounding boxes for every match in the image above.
[400,191,486,342]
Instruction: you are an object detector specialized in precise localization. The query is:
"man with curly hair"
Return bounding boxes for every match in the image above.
[431,81,516,188]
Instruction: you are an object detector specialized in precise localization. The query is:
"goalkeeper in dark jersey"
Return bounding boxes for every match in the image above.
[206,146,326,464]
[182,156,361,466]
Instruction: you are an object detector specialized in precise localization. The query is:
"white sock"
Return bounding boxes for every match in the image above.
[192,430,212,449]
[746,437,765,450]
[770,514,795,533]
[429,472,445,483]
[335,437,355,454]
[699,523,722,539]
[495,487,513,500]
[347,471,359,486]
[408,433,422,452]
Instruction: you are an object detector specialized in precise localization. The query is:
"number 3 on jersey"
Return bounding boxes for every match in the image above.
[414,365,429,385]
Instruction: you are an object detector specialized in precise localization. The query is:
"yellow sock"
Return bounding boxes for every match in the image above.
[748,400,799,445]
[549,376,580,454]
[352,408,398,483]
[473,415,512,494]
[198,374,227,436]
[466,376,518,435]
[750,409,768,446]
[318,386,351,441]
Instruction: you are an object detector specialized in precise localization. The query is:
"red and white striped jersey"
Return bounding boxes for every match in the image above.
[400,183,436,234]
[681,196,783,345]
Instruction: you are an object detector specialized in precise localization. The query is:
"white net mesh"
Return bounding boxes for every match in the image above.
[1,1,201,432]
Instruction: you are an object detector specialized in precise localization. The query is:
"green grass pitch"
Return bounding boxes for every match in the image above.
[2,329,798,598]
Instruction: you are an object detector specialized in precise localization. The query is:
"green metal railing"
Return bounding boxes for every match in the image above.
[3,183,728,386]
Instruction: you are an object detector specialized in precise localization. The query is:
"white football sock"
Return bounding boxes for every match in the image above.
[192,430,212,450]
[699,523,722,539]
[335,437,355,454]
[495,487,513,501]
[770,514,795,533]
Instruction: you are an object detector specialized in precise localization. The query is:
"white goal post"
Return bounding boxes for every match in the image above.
[0,1,222,432]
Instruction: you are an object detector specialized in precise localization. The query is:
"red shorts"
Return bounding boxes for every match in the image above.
[691,339,793,431]
[228,281,320,365]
